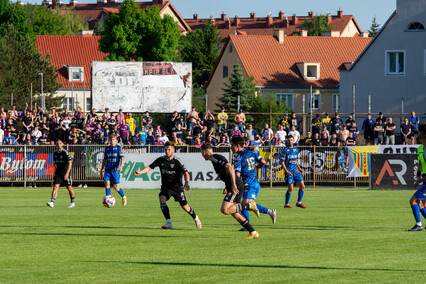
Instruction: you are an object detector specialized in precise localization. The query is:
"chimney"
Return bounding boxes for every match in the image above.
[337,9,343,18]
[250,12,256,20]
[79,30,94,37]
[221,13,226,22]
[266,15,273,27]
[226,19,231,29]
[292,14,298,25]
[274,29,285,44]
[322,31,340,37]
[234,16,240,27]
[97,0,106,6]
[69,0,78,7]
[278,11,284,21]
[193,14,198,21]
[210,15,215,25]
[301,30,308,37]
[283,18,288,28]
[327,12,332,24]
[360,32,369,38]
[308,11,314,18]
[42,0,52,5]
[153,0,165,5]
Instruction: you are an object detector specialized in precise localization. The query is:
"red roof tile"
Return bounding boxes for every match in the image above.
[36,35,107,89]
[185,13,362,40]
[212,35,371,89]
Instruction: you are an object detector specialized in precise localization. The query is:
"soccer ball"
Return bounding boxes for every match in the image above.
[103,195,116,208]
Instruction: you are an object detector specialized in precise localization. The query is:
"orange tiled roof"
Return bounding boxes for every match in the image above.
[213,35,371,88]
[36,35,107,89]
[186,12,362,39]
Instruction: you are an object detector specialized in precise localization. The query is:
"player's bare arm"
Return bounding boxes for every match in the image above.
[297,161,304,174]
[281,161,292,176]
[64,160,72,180]
[134,166,152,176]
[100,158,106,179]
[184,172,190,191]
[117,156,124,172]
[225,163,239,195]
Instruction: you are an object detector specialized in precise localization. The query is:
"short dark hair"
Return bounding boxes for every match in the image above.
[231,136,244,147]
[201,142,213,151]
[287,135,294,140]
[164,141,174,148]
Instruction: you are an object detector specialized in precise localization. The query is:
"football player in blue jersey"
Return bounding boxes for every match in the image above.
[100,134,127,206]
[231,137,277,226]
[281,135,307,209]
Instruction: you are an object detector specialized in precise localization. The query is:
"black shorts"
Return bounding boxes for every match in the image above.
[53,174,72,187]
[159,186,188,206]
[223,177,244,204]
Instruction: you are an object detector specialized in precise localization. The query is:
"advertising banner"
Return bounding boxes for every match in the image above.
[118,153,226,189]
[370,154,417,190]
[348,145,420,177]
[91,61,192,113]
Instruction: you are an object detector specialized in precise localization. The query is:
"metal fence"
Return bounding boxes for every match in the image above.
[0,144,367,187]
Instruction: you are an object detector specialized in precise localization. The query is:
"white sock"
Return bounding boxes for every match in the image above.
[417,222,422,226]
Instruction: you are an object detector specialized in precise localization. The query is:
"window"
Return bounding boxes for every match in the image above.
[72,70,81,81]
[63,97,74,111]
[332,94,340,112]
[386,51,405,75]
[407,22,425,32]
[85,97,92,113]
[229,44,233,53]
[275,93,294,110]
[307,65,318,79]
[223,66,228,78]
[309,93,321,111]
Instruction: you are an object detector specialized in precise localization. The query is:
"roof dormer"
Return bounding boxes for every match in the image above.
[65,65,84,82]
[296,63,321,80]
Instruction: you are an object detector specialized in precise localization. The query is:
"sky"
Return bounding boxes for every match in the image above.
[27,0,397,32]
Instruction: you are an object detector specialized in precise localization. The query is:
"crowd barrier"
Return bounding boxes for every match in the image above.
[0,145,369,187]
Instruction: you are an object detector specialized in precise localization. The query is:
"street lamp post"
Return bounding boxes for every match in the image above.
[37,73,44,110]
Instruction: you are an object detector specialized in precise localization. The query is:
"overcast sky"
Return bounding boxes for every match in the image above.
[27,0,396,32]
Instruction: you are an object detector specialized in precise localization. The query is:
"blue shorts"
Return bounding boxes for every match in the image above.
[414,185,426,201]
[286,171,304,185]
[243,182,260,200]
[104,170,120,184]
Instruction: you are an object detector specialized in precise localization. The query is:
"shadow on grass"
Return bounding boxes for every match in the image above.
[82,260,422,272]
[0,231,172,238]
[0,225,180,230]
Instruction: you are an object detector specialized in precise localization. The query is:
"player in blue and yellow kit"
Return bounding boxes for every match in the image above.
[231,137,277,225]
[408,124,426,231]
[281,135,307,209]
[100,134,127,206]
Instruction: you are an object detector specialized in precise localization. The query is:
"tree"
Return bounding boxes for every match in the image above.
[0,25,63,111]
[299,15,331,36]
[0,0,32,40]
[217,64,256,114]
[368,16,380,37]
[178,20,222,87]
[248,94,292,131]
[99,0,180,61]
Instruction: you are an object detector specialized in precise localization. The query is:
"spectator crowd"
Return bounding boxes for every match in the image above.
[0,103,421,148]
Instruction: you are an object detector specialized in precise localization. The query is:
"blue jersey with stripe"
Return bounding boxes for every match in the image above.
[104,145,124,171]
[234,150,263,185]
[280,147,299,173]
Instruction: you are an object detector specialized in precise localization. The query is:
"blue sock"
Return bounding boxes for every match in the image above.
[241,210,249,222]
[257,204,269,214]
[285,192,291,205]
[420,208,426,219]
[297,190,304,203]
[117,188,125,198]
[411,204,421,223]
[106,188,111,196]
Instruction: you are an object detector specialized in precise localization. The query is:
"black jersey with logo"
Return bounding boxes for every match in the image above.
[211,154,243,190]
[149,156,187,189]
[54,149,72,174]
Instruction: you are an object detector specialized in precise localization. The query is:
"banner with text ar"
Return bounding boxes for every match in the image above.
[369,154,418,190]
[120,153,228,189]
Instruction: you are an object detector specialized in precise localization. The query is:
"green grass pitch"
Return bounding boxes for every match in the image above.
[0,186,423,283]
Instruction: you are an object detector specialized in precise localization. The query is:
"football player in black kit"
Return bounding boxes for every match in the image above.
[134,141,202,229]
[47,140,75,208]
[200,143,260,239]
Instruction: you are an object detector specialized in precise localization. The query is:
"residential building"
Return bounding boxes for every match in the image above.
[36,35,106,112]
[205,33,371,114]
[186,10,364,40]
[340,0,426,114]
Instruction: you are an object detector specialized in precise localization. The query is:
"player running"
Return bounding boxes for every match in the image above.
[134,141,202,229]
[408,124,426,231]
[201,143,260,239]
[47,140,75,208]
[100,134,127,206]
[281,135,307,209]
[231,137,277,225]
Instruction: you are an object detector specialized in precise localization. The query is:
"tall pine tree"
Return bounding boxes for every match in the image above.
[368,16,380,37]
[217,64,256,113]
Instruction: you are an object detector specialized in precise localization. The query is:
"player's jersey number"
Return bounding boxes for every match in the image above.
[247,157,256,171]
